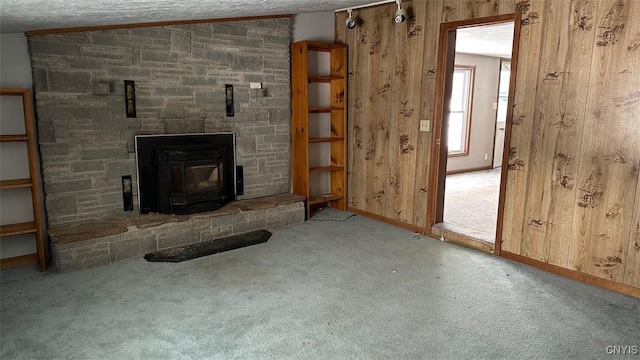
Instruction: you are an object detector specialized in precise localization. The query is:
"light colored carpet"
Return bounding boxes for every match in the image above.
[444,168,501,243]
[2,209,639,359]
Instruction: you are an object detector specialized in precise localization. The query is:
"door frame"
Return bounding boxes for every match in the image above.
[490,57,512,169]
[426,13,521,255]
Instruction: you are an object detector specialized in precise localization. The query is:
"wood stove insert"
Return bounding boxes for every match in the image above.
[135,133,236,215]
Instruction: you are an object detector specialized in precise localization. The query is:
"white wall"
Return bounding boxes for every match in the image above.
[1,34,33,88]
[293,12,335,197]
[447,53,500,173]
[293,12,335,42]
[0,33,43,259]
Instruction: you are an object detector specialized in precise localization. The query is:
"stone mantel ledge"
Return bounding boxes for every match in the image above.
[49,193,305,272]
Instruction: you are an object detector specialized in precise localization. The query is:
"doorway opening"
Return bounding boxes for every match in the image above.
[428,14,520,253]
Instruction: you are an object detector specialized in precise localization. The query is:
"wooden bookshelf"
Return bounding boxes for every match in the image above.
[0,88,46,271]
[291,41,348,218]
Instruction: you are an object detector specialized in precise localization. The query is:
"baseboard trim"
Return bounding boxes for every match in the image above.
[347,207,428,234]
[500,251,640,299]
[446,165,493,175]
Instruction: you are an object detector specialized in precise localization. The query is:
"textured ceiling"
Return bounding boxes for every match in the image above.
[0,0,377,34]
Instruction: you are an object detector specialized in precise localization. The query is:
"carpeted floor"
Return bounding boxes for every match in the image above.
[2,208,639,359]
[444,168,501,243]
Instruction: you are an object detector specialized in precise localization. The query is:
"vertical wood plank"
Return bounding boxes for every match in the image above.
[520,0,596,266]
[340,10,368,210]
[462,0,500,18]
[569,0,640,283]
[335,12,346,43]
[626,173,640,288]
[387,7,403,220]
[365,5,394,216]
[500,0,546,254]
[443,0,463,22]
[386,0,427,223]
[414,0,444,228]
[498,0,517,15]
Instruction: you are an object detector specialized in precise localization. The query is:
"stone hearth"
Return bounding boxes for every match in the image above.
[49,193,304,272]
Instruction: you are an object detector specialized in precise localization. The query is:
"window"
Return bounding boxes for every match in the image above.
[448,66,474,156]
[496,60,511,125]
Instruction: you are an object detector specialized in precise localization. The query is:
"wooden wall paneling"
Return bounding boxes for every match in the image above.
[443,0,463,22]
[335,12,346,43]
[364,5,394,215]
[498,0,517,15]
[569,0,640,284]
[385,0,426,223]
[499,0,546,254]
[494,12,522,255]
[356,7,378,211]
[339,10,366,210]
[462,0,499,18]
[519,0,596,265]
[387,10,404,221]
[413,0,444,228]
[626,172,640,288]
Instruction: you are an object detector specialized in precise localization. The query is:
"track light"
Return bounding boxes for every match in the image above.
[345,9,357,29]
[394,0,406,23]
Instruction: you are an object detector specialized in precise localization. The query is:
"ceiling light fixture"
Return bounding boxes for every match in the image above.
[345,9,357,30]
[394,0,406,23]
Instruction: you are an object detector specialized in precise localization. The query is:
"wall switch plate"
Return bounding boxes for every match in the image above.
[420,120,430,132]
[249,82,262,89]
[492,102,498,110]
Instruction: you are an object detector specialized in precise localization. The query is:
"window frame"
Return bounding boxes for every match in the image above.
[447,65,475,157]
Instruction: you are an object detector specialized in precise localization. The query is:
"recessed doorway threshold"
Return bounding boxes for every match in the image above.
[431,222,494,253]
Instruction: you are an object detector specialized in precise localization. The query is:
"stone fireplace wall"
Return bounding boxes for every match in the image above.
[28,18,292,226]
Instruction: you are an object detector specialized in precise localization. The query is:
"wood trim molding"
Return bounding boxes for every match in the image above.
[447,64,475,157]
[500,251,640,299]
[422,12,521,254]
[494,15,521,256]
[427,23,456,228]
[446,165,492,175]
[347,207,428,234]
[443,13,520,29]
[25,14,293,36]
[429,225,494,253]
[0,253,38,269]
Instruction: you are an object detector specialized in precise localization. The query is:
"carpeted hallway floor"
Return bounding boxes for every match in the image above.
[1,208,639,359]
[444,168,501,243]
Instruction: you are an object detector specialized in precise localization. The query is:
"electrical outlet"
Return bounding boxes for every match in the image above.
[250,82,262,89]
[484,153,488,160]
[420,120,430,132]
[492,102,498,110]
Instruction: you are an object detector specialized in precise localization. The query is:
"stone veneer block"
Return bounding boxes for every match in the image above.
[192,207,240,220]
[50,222,128,244]
[224,200,277,211]
[261,193,305,205]
[50,195,305,272]
[29,19,293,227]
